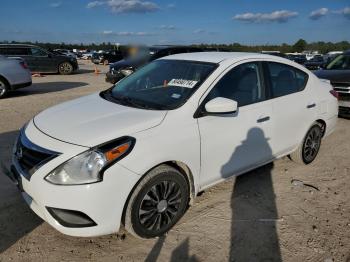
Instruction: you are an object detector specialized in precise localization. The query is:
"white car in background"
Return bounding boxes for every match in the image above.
[0,56,32,98]
[81,52,94,60]
[8,52,338,238]
[53,49,77,59]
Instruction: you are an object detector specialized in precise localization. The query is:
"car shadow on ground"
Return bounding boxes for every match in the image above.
[7,81,88,97]
[0,130,43,254]
[75,68,95,74]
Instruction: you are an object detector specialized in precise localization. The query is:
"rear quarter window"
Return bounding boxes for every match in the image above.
[5,47,30,56]
[267,62,308,98]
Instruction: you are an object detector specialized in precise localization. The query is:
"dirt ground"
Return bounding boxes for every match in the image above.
[0,60,349,262]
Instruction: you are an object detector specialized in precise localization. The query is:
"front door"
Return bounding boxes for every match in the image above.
[30,47,56,73]
[197,61,273,188]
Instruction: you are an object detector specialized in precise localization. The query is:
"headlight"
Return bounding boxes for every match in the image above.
[45,137,135,185]
[120,68,134,76]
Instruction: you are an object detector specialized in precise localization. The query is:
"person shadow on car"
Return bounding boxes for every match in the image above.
[221,127,282,262]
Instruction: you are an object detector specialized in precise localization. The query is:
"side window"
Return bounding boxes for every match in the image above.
[326,55,350,70]
[267,62,308,98]
[151,50,170,60]
[168,48,186,55]
[0,48,7,55]
[206,62,265,107]
[7,48,30,56]
[30,48,48,57]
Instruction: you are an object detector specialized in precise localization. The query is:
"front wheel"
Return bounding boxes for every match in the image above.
[124,165,189,238]
[0,77,9,98]
[58,62,73,75]
[290,124,322,165]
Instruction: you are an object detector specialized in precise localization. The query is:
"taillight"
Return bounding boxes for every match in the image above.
[20,61,28,69]
[330,89,339,100]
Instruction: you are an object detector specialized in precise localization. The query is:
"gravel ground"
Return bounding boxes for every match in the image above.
[0,61,349,262]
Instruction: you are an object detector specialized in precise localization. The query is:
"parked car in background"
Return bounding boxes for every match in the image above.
[106,45,203,84]
[81,52,94,60]
[314,50,350,117]
[0,55,32,98]
[92,50,124,65]
[53,49,77,59]
[8,52,338,238]
[0,44,78,75]
[324,51,343,65]
[286,54,307,65]
[261,51,287,58]
[304,55,326,71]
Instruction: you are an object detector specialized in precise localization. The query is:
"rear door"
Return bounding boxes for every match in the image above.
[3,47,34,70]
[264,61,315,156]
[197,61,274,188]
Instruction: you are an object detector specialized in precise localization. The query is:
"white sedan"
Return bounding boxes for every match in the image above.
[8,52,338,238]
[0,56,32,98]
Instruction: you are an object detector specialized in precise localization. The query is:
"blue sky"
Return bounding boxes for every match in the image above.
[0,0,349,45]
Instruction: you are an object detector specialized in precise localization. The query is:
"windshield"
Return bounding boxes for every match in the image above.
[102,59,217,110]
[326,55,350,70]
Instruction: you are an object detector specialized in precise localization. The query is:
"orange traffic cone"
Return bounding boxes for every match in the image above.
[94,65,100,75]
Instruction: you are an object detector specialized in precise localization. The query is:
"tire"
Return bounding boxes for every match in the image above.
[124,165,190,238]
[290,124,322,165]
[0,77,9,99]
[58,62,73,75]
[103,60,109,65]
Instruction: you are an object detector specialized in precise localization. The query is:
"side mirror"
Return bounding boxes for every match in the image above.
[204,97,238,115]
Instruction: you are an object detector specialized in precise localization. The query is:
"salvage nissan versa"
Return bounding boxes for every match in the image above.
[7,52,338,238]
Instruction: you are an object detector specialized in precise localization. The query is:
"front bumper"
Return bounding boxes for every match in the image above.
[338,98,350,117]
[8,121,141,237]
[92,58,102,64]
[105,71,124,84]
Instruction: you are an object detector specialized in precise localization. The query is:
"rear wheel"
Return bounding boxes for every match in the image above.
[124,165,189,238]
[0,77,9,98]
[58,62,73,75]
[290,124,322,164]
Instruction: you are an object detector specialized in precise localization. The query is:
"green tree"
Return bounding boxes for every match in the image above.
[293,39,307,53]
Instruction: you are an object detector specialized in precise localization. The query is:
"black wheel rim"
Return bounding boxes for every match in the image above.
[138,180,182,232]
[303,127,321,163]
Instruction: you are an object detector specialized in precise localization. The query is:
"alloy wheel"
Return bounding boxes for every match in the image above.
[0,80,7,97]
[303,126,321,163]
[138,180,182,231]
[59,62,73,74]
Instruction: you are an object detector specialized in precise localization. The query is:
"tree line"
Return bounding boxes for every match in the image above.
[1,39,349,54]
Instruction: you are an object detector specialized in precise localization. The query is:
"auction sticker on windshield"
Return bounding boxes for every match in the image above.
[168,79,198,88]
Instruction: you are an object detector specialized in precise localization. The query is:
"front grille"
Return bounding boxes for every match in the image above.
[339,106,350,116]
[14,131,59,179]
[331,82,350,101]
[337,93,350,101]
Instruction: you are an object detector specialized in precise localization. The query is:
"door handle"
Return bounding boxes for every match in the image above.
[307,103,316,109]
[257,116,270,123]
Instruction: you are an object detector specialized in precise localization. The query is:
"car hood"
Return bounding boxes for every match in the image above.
[110,56,148,70]
[34,93,167,147]
[314,70,336,80]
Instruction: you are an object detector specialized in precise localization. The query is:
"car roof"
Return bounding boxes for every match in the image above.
[0,44,38,48]
[149,45,198,51]
[161,52,279,64]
